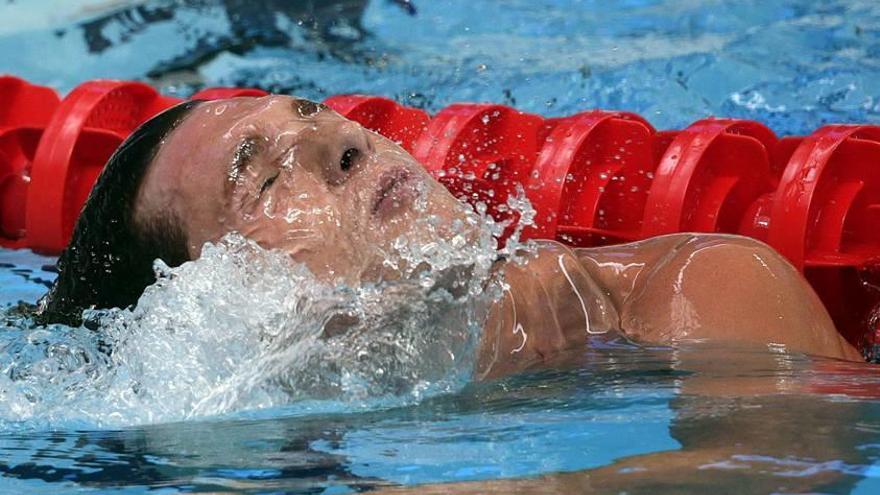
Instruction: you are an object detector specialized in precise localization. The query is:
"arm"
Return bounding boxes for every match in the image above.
[574,233,860,362]
[477,234,860,379]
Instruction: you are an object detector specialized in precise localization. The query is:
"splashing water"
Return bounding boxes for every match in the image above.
[0,192,538,430]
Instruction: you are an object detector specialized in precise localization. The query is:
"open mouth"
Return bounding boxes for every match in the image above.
[372,167,418,217]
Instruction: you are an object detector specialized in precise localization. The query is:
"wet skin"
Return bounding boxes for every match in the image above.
[479,234,861,378]
[135,95,861,381]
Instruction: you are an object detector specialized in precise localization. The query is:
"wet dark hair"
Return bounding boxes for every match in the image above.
[37,100,202,326]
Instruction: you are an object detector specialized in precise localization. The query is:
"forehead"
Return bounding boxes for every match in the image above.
[173,95,310,141]
[153,95,319,175]
[137,98,275,212]
[141,95,331,206]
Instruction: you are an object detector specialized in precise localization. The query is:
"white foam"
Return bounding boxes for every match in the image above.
[0,191,538,430]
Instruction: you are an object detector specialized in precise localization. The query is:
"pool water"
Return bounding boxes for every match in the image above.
[3,0,880,493]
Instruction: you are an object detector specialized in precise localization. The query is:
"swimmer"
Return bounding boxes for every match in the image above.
[37,95,862,378]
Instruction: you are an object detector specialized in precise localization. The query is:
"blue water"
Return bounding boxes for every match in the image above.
[4,0,880,493]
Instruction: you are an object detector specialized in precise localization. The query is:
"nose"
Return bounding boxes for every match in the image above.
[303,119,372,186]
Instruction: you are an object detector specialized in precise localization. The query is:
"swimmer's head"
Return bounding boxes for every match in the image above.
[40,95,476,324]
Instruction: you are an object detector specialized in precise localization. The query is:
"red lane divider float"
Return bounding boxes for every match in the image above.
[0,76,60,129]
[768,125,880,271]
[524,110,656,245]
[0,127,43,247]
[0,77,60,247]
[3,76,880,354]
[410,103,542,239]
[324,95,428,153]
[643,119,778,238]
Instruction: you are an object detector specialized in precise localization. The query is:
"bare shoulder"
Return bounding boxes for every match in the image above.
[575,233,861,361]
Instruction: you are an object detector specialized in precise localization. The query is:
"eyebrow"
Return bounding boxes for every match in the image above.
[292,98,327,118]
[227,136,261,190]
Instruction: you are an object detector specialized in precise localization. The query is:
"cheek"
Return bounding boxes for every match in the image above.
[245,197,340,246]
[236,194,374,281]
[249,173,336,225]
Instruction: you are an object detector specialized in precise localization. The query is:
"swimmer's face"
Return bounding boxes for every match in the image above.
[136,95,475,284]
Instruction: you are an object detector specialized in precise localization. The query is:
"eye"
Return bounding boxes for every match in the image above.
[229,136,261,182]
[340,148,359,172]
[260,172,280,196]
